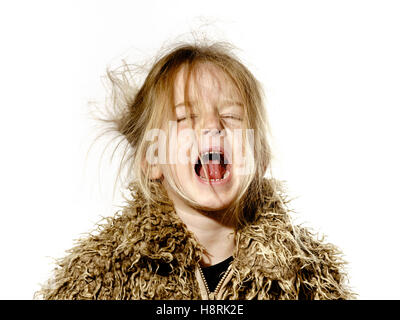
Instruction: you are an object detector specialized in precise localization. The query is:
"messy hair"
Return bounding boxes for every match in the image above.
[95,41,278,227]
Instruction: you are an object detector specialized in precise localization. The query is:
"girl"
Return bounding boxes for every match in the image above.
[37,42,353,300]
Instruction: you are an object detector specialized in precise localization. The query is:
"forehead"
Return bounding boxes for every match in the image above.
[173,62,240,104]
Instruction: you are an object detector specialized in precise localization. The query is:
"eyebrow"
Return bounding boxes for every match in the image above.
[174,100,244,108]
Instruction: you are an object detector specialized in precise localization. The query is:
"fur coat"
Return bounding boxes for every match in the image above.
[36,179,354,300]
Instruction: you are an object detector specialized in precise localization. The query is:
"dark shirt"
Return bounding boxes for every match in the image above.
[200,256,233,293]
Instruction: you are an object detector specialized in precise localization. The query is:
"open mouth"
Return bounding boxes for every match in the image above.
[194,150,231,183]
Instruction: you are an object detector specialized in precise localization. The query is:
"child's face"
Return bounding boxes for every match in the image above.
[161,63,247,211]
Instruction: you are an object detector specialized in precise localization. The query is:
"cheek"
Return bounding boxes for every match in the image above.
[175,129,198,165]
[225,129,248,167]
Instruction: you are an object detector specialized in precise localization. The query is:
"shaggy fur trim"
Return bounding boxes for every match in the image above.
[36,179,354,300]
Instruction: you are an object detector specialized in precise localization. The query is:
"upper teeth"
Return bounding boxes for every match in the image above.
[200,151,223,163]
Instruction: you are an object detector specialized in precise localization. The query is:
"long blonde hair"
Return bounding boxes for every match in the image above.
[95,41,276,228]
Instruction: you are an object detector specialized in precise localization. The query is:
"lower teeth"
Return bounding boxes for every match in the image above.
[199,171,229,181]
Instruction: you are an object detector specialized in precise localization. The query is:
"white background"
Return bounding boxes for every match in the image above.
[0,0,399,299]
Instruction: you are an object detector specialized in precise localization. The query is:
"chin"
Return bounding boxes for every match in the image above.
[194,195,233,212]
[189,175,241,212]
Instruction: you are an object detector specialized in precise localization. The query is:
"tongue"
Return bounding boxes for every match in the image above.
[199,163,225,179]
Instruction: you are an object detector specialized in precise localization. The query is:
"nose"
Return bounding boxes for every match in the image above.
[200,109,223,136]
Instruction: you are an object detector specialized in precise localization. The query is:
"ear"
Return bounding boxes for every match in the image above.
[141,158,163,180]
[149,164,163,180]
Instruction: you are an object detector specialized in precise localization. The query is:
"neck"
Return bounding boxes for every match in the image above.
[166,189,235,267]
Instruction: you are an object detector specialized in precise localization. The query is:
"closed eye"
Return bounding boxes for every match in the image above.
[221,115,243,121]
[177,114,198,122]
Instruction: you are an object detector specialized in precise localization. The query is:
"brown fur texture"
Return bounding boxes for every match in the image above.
[36,178,354,300]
